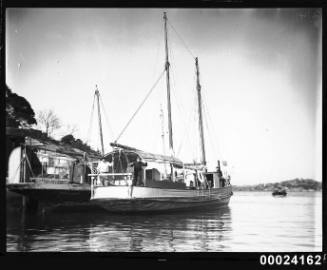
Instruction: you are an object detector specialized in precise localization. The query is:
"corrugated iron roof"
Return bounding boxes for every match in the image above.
[26,138,100,159]
[7,127,101,159]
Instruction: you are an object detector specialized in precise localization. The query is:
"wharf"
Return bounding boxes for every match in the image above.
[7,181,91,203]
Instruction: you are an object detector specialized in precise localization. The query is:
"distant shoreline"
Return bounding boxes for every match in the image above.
[232,179,322,192]
[232,189,321,192]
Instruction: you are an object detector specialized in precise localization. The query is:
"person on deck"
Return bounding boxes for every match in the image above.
[130,157,147,187]
[97,157,112,185]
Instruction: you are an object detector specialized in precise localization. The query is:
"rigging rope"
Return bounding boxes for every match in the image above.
[175,69,200,161]
[148,36,164,152]
[202,92,220,158]
[168,41,195,157]
[114,69,166,143]
[167,20,195,59]
[99,95,115,139]
[86,93,96,144]
[151,35,163,81]
[176,96,197,157]
[170,68,192,156]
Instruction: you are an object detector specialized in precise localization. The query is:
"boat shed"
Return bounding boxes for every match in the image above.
[6,127,101,184]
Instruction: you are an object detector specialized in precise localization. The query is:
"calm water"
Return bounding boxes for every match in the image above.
[6,191,322,252]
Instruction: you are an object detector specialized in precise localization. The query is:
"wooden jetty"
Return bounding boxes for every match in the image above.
[6,127,101,210]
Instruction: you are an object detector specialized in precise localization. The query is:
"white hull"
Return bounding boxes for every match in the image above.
[91,185,232,212]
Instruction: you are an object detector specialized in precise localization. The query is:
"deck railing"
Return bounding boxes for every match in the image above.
[89,172,133,198]
[89,172,132,187]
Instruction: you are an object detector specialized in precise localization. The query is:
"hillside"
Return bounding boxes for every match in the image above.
[232,178,322,191]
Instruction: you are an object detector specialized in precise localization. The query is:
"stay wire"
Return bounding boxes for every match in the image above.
[99,94,115,140]
[176,97,197,157]
[167,20,196,59]
[202,91,220,157]
[114,69,166,143]
[152,34,163,81]
[168,42,195,157]
[86,93,96,144]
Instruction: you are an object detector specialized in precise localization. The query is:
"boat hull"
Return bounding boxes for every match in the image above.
[91,185,232,212]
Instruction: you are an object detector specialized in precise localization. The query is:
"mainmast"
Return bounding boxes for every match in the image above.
[163,12,174,155]
[195,57,206,166]
[163,12,175,181]
[95,85,105,155]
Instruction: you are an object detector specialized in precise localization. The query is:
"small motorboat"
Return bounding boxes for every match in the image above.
[272,186,287,196]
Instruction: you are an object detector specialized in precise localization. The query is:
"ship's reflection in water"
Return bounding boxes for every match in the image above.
[86,206,231,252]
[7,205,232,252]
[7,192,322,252]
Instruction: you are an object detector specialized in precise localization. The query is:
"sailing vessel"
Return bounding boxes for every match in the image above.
[89,12,233,212]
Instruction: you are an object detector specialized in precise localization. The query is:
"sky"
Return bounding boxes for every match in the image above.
[6,8,322,185]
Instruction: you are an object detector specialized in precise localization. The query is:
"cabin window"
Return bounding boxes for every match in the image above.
[146,168,161,181]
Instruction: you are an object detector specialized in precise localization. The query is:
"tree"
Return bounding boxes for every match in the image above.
[6,85,37,128]
[65,124,78,136]
[37,109,61,136]
[60,134,94,152]
[61,134,75,144]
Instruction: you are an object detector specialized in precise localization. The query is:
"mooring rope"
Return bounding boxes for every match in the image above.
[114,69,166,143]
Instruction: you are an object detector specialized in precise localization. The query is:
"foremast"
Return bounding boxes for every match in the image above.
[95,85,105,155]
[195,57,206,166]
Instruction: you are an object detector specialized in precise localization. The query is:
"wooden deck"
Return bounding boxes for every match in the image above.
[6,182,91,203]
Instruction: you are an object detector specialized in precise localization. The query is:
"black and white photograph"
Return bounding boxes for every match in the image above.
[4,4,323,259]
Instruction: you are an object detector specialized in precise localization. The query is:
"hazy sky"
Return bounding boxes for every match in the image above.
[6,8,322,185]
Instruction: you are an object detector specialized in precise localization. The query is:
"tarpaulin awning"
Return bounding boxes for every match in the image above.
[108,142,184,167]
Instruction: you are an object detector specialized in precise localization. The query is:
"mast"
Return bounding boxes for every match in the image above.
[163,12,174,155]
[195,57,206,166]
[163,12,175,181]
[95,85,105,155]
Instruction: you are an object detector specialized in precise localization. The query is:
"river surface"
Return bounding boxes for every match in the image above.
[6,191,322,252]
